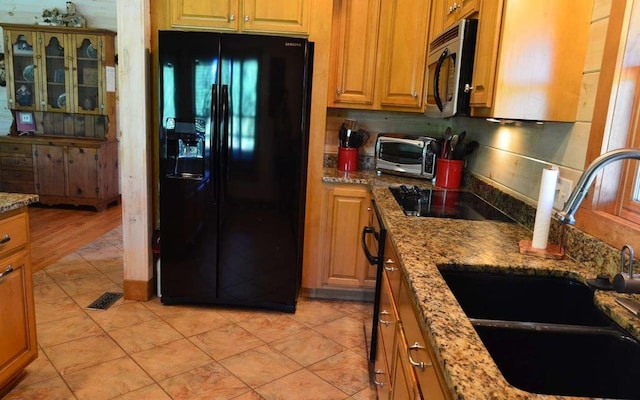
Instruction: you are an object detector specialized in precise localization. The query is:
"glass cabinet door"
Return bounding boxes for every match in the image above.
[6,31,40,110]
[42,33,71,112]
[73,35,102,114]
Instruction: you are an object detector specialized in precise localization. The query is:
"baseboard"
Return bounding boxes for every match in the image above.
[302,287,375,302]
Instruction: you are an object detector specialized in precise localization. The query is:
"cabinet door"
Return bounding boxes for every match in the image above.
[72,34,104,115]
[67,146,98,199]
[444,0,480,30]
[329,0,381,106]
[374,328,393,399]
[40,32,73,113]
[4,30,41,111]
[171,0,239,30]
[0,251,37,387]
[377,0,430,109]
[323,185,374,288]
[243,0,309,34]
[398,278,447,399]
[34,145,66,196]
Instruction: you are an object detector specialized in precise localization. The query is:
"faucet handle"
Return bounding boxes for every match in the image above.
[621,245,635,277]
[614,245,640,293]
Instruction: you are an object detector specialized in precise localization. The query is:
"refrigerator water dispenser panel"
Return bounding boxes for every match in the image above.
[165,118,205,179]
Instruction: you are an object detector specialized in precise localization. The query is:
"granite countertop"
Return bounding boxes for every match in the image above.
[323,168,640,400]
[0,193,39,214]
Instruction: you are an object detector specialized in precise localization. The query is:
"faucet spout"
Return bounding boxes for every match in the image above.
[556,148,640,225]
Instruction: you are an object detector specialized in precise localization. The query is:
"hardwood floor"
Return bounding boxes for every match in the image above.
[28,203,122,273]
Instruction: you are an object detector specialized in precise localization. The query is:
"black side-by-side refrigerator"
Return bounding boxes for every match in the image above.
[158,31,313,312]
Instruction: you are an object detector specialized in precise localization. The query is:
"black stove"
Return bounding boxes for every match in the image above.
[389,185,514,222]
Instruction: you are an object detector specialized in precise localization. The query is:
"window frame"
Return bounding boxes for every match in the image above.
[576,0,640,249]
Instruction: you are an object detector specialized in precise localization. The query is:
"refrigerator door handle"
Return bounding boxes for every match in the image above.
[211,84,219,202]
[221,84,230,200]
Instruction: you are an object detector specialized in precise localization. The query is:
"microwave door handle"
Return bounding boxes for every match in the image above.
[434,48,449,112]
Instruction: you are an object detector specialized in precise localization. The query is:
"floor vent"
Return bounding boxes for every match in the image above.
[87,292,123,310]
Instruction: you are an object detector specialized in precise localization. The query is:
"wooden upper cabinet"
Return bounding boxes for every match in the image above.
[470,1,592,121]
[443,0,480,30]
[2,24,116,133]
[329,0,430,112]
[170,0,309,35]
[4,30,41,111]
[377,0,430,108]
[171,0,239,30]
[329,0,381,106]
[243,0,309,34]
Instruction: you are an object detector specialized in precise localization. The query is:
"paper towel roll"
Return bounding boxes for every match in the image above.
[532,165,559,249]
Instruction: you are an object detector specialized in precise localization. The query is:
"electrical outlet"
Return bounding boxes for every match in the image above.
[554,177,574,210]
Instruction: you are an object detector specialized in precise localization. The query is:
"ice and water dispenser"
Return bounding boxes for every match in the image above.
[164,118,205,179]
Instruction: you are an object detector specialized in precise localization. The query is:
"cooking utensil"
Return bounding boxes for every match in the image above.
[429,140,441,158]
[449,134,459,159]
[452,131,467,160]
[616,297,640,317]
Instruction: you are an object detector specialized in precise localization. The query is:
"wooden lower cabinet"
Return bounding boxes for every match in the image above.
[375,233,450,399]
[0,137,119,211]
[398,275,449,399]
[322,184,376,288]
[33,140,119,210]
[0,143,34,194]
[0,208,37,396]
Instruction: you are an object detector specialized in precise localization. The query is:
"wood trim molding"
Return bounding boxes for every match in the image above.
[123,279,154,301]
[575,0,640,250]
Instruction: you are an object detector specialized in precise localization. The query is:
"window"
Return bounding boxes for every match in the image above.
[578,0,640,248]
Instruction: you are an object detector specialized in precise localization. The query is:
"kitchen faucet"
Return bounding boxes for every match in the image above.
[556,148,640,225]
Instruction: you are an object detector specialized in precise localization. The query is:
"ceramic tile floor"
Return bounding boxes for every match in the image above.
[5,227,377,400]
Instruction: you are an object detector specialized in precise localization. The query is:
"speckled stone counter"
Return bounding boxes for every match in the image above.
[0,193,39,214]
[323,168,640,400]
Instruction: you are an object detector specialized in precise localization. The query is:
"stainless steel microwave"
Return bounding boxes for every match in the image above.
[375,133,437,179]
[424,19,478,118]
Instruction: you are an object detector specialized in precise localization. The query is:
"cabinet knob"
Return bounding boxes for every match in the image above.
[412,92,418,98]
[384,259,397,272]
[0,234,11,245]
[336,88,342,95]
[373,369,386,387]
[244,15,250,22]
[408,341,433,370]
[229,14,235,21]
[0,265,14,279]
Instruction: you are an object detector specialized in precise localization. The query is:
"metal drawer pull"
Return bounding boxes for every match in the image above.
[384,259,397,272]
[379,310,391,326]
[0,234,10,244]
[373,369,386,387]
[408,342,432,369]
[0,265,14,279]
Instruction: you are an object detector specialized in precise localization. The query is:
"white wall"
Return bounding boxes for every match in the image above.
[0,0,117,133]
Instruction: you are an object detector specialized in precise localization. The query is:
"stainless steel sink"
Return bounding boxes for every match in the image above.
[438,267,640,398]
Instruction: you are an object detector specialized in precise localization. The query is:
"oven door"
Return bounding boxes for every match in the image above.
[361,199,386,361]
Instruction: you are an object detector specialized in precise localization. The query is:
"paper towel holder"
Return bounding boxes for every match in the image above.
[519,224,565,259]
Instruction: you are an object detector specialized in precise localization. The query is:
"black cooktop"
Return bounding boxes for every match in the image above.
[389,185,514,222]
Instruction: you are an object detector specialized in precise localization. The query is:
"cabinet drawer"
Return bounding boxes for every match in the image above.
[0,143,32,156]
[1,157,33,170]
[1,169,34,184]
[378,272,398,369]
[398,278,447,399]
[383,236,401,300]
[0,250,36,385]
[0,213,28,258]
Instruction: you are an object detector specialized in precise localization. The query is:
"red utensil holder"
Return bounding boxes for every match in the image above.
[337,147,358,171]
